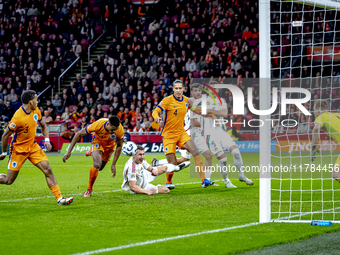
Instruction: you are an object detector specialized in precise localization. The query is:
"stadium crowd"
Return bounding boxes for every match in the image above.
[1,0,336,136]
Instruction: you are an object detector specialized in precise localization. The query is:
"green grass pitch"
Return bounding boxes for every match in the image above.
[0,153,340,255]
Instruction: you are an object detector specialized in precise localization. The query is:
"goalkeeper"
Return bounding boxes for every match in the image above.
[311,100,340,183]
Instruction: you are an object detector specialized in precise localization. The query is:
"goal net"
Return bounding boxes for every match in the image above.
[261,0,340,223]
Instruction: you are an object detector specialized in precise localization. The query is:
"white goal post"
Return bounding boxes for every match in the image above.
[260,0,340,223]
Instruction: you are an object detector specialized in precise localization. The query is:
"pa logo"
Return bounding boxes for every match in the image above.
[12,161,17,168]
[33,114,38,121]
[164,147,169,152]
[95,144,99,149]
[110,134,116,139]
[185,102,188,108]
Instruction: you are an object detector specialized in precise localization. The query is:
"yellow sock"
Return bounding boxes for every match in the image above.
[88,166,99,191]
[50,184,62,201]
[194,155,206,182]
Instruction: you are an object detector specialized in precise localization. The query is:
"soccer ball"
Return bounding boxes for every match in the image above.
[122,141,138,156]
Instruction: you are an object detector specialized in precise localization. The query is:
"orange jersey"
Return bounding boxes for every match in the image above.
[8,106,42,153]
[158,95,189,137]
[85,118,124,147]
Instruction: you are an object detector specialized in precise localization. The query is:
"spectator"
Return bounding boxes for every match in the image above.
[185,58,196,72]
[133,120,144,134]
[72,40,82,58]
[42,111,53,123]
[52,94,62,107]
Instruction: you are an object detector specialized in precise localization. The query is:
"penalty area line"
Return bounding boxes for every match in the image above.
[0,180,223,203]
[71,222,263,255]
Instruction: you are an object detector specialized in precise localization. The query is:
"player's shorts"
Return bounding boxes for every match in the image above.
[8,142,48,171]
[129,183,160,194]
[207,130,237,158]
[162,132,191,155]
[191,130,210,155]
[92,139,114,161]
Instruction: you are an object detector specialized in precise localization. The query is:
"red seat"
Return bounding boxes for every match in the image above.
[193,71,200,78]
[4,77,10,83]
[68,105,78,112]
[217,41,224,48]
[197,28,203,33]
[163,15,170,22]
[93,7,101,18]
[153,79,160,86]
[94,25,103,36]
[171,15,178,23]
[102,104,110,112]
[52,21,59,26]
[248,40,258,47]
[147,30,154,36]
[187,28,193,34]
[80,39,89,52]
[48,34,55,40]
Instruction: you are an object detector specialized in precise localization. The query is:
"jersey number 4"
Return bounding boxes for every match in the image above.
[174,110,178,116]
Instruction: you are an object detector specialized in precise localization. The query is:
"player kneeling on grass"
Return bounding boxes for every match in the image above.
[0,90,73,205]
[122,145,190,195]
[311,100,340,183]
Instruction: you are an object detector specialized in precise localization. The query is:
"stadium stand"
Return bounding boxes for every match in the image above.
[2,0,328,139]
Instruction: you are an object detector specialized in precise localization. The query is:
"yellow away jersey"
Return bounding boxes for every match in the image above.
[85,118,124,147]
[157,94,189,137]
[315,112,340,143]
[8,106,42,153]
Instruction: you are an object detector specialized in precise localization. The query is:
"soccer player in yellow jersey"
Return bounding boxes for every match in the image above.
[311,100,340,182]
[0,90,73,205]
[63,116,124,196]
[152,80,214,188]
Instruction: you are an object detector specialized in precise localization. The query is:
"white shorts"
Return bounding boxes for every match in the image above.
[207,130,236,157]
[191,130,210,154]
[129,183,159,194]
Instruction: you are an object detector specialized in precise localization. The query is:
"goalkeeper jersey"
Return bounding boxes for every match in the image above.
[315,112,340,143]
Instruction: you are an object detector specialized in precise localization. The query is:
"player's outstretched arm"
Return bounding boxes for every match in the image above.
[39,119,52,152]
[310,123,321,161]
[0,128,13,160]
[111,138,124,178]
[62,129,87,163]
[152,107,162,123]
[129,181,156,195]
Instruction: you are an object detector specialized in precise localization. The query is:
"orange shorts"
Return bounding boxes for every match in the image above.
[8,143,48,171]
[163,132,191,155]
[92,139,115,162]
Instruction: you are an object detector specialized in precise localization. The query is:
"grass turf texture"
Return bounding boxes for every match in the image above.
[0,153,339,255]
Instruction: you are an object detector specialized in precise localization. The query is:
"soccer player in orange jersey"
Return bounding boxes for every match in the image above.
[62,116,124,197]
[0,90,73,205]
[152,80,214,188]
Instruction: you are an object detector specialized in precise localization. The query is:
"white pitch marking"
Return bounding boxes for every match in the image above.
[0,180,223,203]
[71,222,263,255]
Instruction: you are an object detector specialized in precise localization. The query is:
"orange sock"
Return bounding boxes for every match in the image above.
[194,155,206,182]
[337,179,340,183]
[88,166,99,191]
[50,184,62,201]
[166,172,174,183]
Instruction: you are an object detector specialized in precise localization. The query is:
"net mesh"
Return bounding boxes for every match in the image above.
[270,0,340,221]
